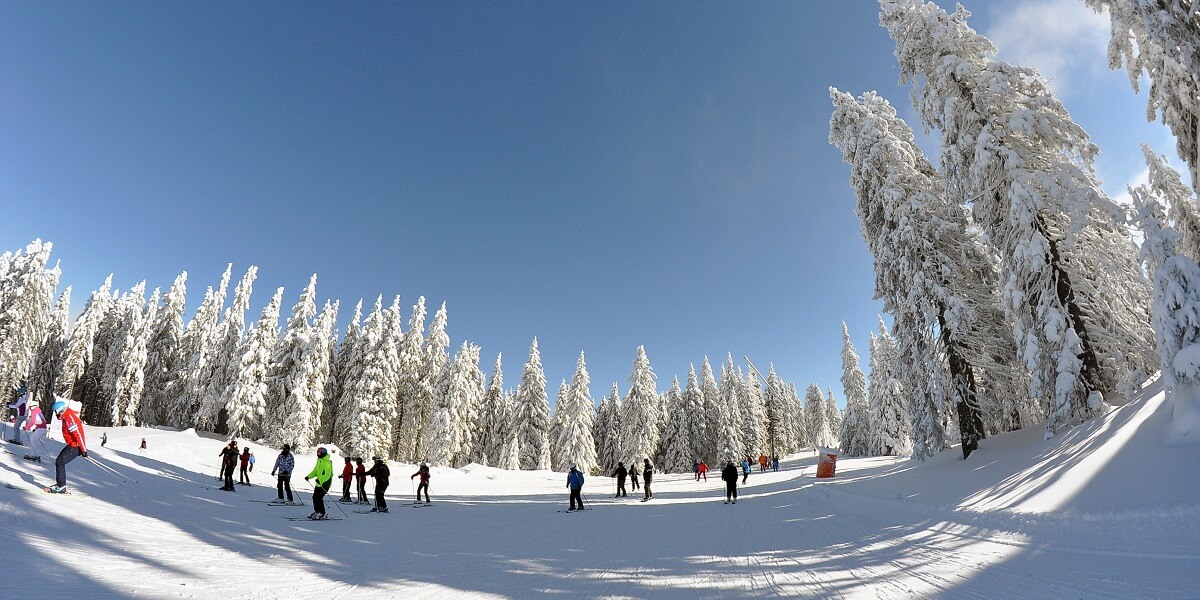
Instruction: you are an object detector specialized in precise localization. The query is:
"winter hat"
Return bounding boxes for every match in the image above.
[372,456,382,461]
[569,463,577,470]
[282,444,291,452]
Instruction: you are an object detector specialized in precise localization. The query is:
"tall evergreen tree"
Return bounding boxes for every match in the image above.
[870,321,911,456]
[28,287,70,409]
[478,353,507,466]
[269,274,322,448]
[763,364,793,455]
[552,352,598,474]
[715,360,743,461]
[621,345,660,466]
[740,365,768,456]
[595,384,622,471]
[197,266,257,432]
[393,297,426,461]
[805,384,833,448]
[344,297,399,460]
[658,376,691,473]
[681,364,708,465]
[513,337,550,470]
[59,275,113,402]
[141,271,186,426]
[837,323,871,456]
[0,240,58,396]
[226,287,284,440]
[326,299,364,445]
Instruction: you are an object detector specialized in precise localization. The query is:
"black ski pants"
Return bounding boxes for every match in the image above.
[341,477,352,501]
[223,462,236,490]
[239,464,250,485]
[616,477,626,497]
[312,480,331,515]
[416,481,429,503]
[375,481,389,509]
[569,487,583,510]
[356,478,367,503]
[277,473,293,502]
[725,481,738,501]
[55,445,82,487]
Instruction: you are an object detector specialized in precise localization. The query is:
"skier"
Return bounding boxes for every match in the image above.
[611,461,628,497]
[411,463,431,505]
[219,441,239,491]
[721,460,739,504]
[693,459,700,481]
[22,403,48,461]
[566,463,585,511]
[366,456,390,512]
[238,447,252,485]
[270,444,295,504]
[248,452,254,471]
[740,458,751,484]
[642,458,654,501]
[338,455,353,502]
[140,438,147,452]
[759,453,768,473]
[698,460,709,482]
[7,388,28,445]
[354,457,368,504]
[772,455,779,472]
[303,446,333,519]
[629,462,640,493]
[101,433,108,447]
[49,399,87,494]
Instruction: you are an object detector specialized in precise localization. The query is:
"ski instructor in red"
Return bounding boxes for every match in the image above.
[51,399,87,494]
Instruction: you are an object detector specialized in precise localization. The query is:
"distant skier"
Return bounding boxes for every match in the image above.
[22,403,48,462]
[238,447,252,486]
[338,455,353,502]
[270,444,296,504]
[366,456,390,512]
[698,460,709,482]
[721,460,739,504]
[354,457,368,504]
[629,462,640,492]
[759,453,768,473]
[7,388,28,445]
[304,446,333,520]
[219,441,238,491]
[772,455,779,472]
[566,463,585,511]
[140,438,147,452]
[693,460,700,481]
[248,452,255,471]
[49,399,87,494]
[101,433,108,447]
[611,461,628,497]
[642,458,654,501]
[411,463,431,505]
[740,458,751,484]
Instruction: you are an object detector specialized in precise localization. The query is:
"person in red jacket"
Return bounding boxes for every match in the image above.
[338,456,354,502]
[50,399,87,494]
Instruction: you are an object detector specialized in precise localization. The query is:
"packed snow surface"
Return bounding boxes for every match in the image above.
[3,381,1198,599]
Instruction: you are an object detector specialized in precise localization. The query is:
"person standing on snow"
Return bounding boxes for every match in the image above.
[772,455,779,472]
[721,460,739,504]
[7,388,28,445]
[693,460,700,481]
[366,456,390,512]
[566,463,585,511]
[411,463,431,505]
[49,399,87,494]
[629,462,640,493]
[101,432,107,447]
[304,446,334,519]
[698,460,709,482]
[22,403,48,461]
[611,461,628,497]
[338,455,354,502]
[740,458,751,484]
[238,447,252,486]
[642,458,654,501]
[270,444,295,504]
[219,441,239,491]
[354,457,368,504]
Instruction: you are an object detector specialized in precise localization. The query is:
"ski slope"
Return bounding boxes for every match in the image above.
[2,381,1197,599]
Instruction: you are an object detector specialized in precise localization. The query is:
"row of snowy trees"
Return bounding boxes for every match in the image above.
[0,245,845,474]
[829,0,1200,459]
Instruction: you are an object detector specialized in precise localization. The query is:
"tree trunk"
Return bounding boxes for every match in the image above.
[939,310,985,460]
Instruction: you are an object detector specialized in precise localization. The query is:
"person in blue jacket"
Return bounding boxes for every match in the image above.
[566,464,585,511]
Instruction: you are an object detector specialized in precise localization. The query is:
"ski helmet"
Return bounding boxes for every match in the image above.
[52,400,67,416]
[316,447,327,457]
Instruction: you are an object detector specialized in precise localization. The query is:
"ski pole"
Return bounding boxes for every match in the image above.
[86,456,138,484]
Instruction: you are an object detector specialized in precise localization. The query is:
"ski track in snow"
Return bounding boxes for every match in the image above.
[3,391,1200,599]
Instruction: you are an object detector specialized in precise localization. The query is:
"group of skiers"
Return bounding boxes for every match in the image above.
[4,386,90,494]
[607,458,655,502]
[257,443,428,520]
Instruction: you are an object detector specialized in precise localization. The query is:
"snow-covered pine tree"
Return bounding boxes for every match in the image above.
[409,301,449,461]
[513,337,550,470]
[825,386,842,449]
[881,0,1156,438]
[268,274,323,448]
[715,359,743,461]
[699,357,721,461]
[197,266,257,432]
[763,364,792,456]
[871,320,912,456]
[804,384,833,449]
[225,287,284,440]
[1131,155,1200,441]
[309,299,340,439]
[552,351,598,474]
[657,376,690,473]
[425,341,475,466]
[621,345,660,466]
[344,297,399,460]
[452,342,485,466]
[496,388,522,470]
[837,323,871,456]
[681,364,708,465]
[477,353,506,466]
[78,283,123,422]
[595,383,622,471]
[1087,0,1200,194]
[140,271,186,426]
[740,365,768,457]
[111,284,158,426]
[28,287,70,408]
[58,275,113,402]
[0,240,59,396]
[326,299,363,445]
[393,296,426,461]
[172,265,232,428]
[1140,144,1200,263]
[549,379,569,470]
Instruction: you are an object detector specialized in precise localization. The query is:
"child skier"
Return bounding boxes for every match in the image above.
[22,403,48,461]
[270,444,295,504]
[740,458,751,484]
[49,399,87,494]
[366,456,390,512]
[721,460,739,504]
[338,456,353,502]
[411,463,431,505]
[354,457,368,504]
[7,388,28,445]
[239,447,252,485]
[566,463,585,511]
[304,446,333,519]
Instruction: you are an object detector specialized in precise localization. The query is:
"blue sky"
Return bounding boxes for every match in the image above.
[0,1,1176,406]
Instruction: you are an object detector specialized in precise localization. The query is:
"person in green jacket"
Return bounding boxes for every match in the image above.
[304,446,334,520]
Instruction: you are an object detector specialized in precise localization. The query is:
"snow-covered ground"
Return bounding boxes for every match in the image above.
[3,380,1198,599]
